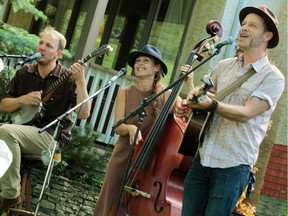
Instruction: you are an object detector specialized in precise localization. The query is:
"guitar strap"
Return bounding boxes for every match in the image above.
[214,67,256,101]
[198,67,256,145]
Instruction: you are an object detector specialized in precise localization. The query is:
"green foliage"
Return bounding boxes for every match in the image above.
[62,49,73,60]
[0,68,13,96]
[0,21,73,60]
[283,204,288,216]
[10,0,47,21]
[0,21,39,55]
[0,65,16,122]
[54,126,111,188]
[0,22,38,122]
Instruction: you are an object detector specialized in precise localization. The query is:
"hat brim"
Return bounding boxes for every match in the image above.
[127,51,168,76]
[239,6,279,48]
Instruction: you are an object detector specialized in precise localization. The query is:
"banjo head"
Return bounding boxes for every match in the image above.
[11,104,42,125]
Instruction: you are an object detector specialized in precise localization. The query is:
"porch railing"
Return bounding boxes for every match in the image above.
[0,58,136,146]
[78,63,136,146]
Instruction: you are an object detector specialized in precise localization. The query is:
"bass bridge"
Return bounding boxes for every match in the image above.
[124,186,151,199]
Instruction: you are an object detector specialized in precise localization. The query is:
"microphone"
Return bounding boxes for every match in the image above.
[108,68,127,84]
[17,53,42,65]
[202,37,234,52]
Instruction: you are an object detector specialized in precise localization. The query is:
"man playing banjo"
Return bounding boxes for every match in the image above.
[0,26,91,212]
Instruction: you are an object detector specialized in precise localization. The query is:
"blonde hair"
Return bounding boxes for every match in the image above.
[40,26,66,51]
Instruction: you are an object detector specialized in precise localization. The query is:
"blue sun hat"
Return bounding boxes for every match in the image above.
[127,44,168,76]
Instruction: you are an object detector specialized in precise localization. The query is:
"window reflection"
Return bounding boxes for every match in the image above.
[98,0,193,85]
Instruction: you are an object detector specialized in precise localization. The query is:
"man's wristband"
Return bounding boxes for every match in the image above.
[205,99,218,112]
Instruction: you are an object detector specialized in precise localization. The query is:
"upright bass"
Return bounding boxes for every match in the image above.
[112,20,223,216]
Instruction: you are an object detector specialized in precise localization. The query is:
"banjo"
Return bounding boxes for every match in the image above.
[11,44,113,125]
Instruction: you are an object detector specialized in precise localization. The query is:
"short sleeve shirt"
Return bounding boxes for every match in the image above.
[199,54,285,168]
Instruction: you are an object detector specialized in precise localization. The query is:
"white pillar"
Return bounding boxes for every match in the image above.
[75,0,109,61]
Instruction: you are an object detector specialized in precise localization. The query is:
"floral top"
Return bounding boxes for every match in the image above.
[199,54,285,168]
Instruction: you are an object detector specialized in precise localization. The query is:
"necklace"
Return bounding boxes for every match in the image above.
[136,87,152,101]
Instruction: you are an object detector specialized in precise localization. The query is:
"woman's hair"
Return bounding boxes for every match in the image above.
[151,59,166,119]
[40,26,67,51]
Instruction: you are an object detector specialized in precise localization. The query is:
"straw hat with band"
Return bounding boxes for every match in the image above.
[239,5,279,48]
[127,44,168,76]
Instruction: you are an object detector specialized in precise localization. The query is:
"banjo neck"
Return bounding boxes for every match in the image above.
[42,71,71,103]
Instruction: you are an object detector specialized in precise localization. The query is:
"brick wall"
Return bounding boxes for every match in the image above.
[262,144,287,200]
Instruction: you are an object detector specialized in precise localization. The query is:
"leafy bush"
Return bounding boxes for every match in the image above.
[9,0,47,21]
[0,21,72,59]
[54,126,111,188]
[0,21,39,55]
[0,64,16,121]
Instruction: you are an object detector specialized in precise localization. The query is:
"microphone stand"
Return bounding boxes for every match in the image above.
[34,121,62,215]
[0,54,28,70]
[34,74,125,216]
[111,47,223,216]
[0,54,28,58]
[111,101,148,216]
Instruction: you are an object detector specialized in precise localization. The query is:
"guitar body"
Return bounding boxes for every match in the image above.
[11,103,46,125]
[178,76,214,158]
[178,110,209,158]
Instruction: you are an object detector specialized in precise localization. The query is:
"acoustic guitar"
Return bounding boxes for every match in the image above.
[178,76,214,158]
[11,44,113,125]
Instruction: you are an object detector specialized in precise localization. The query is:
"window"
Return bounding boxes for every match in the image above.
[96,0,195,85]
[38,0,86,56]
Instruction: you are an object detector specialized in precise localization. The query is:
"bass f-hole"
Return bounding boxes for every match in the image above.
[153,181,164,213]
